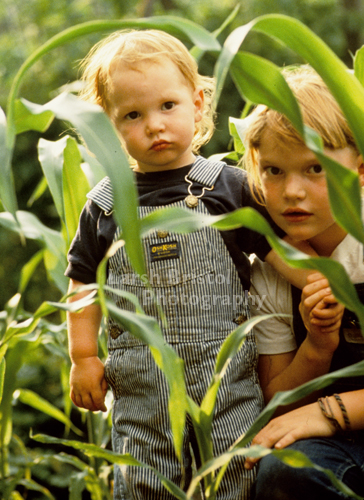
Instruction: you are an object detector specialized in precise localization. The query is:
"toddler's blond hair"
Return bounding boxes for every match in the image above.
[79,29,216,153]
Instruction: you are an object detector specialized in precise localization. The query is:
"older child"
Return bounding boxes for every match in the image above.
[244,66,364,499]
[65,30,306,499]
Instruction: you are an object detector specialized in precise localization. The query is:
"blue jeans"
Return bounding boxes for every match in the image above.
[252,434,364,500]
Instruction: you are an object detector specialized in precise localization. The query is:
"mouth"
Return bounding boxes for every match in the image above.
[151,140,170,152]
[282,208,312,222]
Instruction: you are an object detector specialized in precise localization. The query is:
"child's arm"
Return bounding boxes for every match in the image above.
[244,389,364,470]
[259,272,342,404]
[67,279,108,412]
[264,235,319,289]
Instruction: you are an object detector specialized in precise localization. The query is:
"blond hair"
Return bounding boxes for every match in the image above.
[243,66,357,202]
[79,29,216,153]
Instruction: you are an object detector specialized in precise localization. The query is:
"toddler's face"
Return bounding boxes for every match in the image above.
[107,57,203,173]
[257,129,360,255]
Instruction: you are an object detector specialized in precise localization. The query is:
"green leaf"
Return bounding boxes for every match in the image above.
[5,17,219,221]
[32,433,188,500]
[252,15,364,159]
[62,136,90,243]
[17,479,55,500]
[18,250,44,295]
[0,356,5,405]
[43,92,145,277]
[228,118,245,155]
[106,300,188,462]
[78,145,106,187]
[14,389,83,436]
[140,204,364,329]
[27,176,49,206]
[354,46,364,87]
[0,105,17,216]
[14,99,54,135]
[242,360,364,446]
[0,211,68,293]
[190,6,237,62]
[38,136,68,222]
[304,127,364,244]
[230,51,304,136]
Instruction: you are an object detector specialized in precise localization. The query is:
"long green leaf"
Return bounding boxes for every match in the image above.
[188,444,362,500]
[4,16,219,230]
[354,46,364,86]
[62,136,90,243]
[43,92,145,277]
[186,361,364,499]
[0,355,5,405]
[18,479,55,500]
[138,204,364,329]
[0,106,16,216]
[105,300,187,462]
[243,360,364,447]
[38,136,69,222]
[217,14,364,163]
[14,389,83,436]
[222,19,364,246]
[18,250,44,295]
[32,433,188,500]
[230,51,304,135]
[7,17,220,136]
[14,98,54,135]
[304,127,364,244]
[0,210,68,293]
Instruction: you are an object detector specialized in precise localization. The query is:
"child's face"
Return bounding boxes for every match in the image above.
[107,57,204,173]
[257,129,361,255]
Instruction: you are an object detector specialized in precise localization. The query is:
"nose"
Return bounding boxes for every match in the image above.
[145,113,165,135]
[283,174,306,200]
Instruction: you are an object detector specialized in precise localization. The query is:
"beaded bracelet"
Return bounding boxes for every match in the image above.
[317,396,343,434]
[334,393,352,432]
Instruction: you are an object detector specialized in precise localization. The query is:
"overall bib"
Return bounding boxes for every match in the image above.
[88,157,263,500]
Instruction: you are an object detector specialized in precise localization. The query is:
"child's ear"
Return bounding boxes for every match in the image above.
[193,87,204,123]
[357,155,364,187]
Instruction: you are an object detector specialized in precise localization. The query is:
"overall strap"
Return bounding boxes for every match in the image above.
[187,156,225,187]
[87,176,113,214]
[87,156,226,213]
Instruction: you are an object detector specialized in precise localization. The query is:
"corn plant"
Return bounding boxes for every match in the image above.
[1,10,364,500]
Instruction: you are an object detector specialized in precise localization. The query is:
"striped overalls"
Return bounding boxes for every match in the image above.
[88,157,264,499]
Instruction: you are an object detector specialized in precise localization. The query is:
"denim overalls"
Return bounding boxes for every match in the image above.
[88,157,264,499]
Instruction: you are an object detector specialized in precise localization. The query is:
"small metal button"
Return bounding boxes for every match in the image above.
[184,194,199,208]
[234,314,247,325]
[109,324,122,339]
[157,230,169,238]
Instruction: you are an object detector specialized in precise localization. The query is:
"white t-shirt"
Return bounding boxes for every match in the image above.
[250,231,364,355]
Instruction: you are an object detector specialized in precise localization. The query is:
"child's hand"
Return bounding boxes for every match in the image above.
[244,402,336,470]
[299,272,343,352]
[70,356,108,412]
